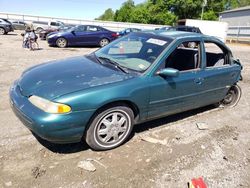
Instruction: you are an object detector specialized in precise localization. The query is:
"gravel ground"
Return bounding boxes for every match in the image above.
[0,31,250,188]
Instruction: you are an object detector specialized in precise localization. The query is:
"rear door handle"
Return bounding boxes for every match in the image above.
[194,78,204,85]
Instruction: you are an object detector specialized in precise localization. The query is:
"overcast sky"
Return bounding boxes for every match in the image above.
[0,0,145,20]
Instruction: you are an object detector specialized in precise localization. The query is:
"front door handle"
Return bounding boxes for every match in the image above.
[194,78,204,85]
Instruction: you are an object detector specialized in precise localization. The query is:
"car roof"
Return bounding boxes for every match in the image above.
[137,30,227,50]
[143,30,202,38]
[142,30,221,41]
[77,24,101,27]
[174,25,198,29]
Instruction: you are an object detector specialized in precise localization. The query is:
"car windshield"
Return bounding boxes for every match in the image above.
[2,19,11,24]
[95,33,172,72]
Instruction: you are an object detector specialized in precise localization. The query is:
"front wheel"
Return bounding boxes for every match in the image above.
[85,106,134,150]
[56,37,67,48]
[0,27,6,35]
[99,38,109,47]
[220,84,242,107]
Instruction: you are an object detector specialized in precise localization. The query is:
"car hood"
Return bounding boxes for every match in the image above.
[18,56,134,100]
[47,31,61,37]
[50,30,72,36]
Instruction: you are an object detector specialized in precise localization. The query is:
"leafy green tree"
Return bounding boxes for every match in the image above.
[147,0,177,25]
[202,10,218,20]
[114,0,135,22]
[164,0,203,19]
[130,4,150,23]
[95,8,115,21]
[96,0,250,24]
[238,0,250,7]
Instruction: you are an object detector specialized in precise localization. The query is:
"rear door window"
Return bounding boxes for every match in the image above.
[86,26,99,32]
[204,42,229,68]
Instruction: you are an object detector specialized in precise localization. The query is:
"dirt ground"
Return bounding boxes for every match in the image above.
[0,31,250,188]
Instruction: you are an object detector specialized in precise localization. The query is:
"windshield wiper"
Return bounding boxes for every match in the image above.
[93,53,104,65]
[98,56,129,74]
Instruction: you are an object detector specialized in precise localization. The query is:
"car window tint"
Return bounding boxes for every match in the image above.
[75,25,86,32]
[3,19,11,24]
[50,22,58,26]
[108,40,143,55]
[177,27,187,31]
[164,41,201,72]
[204,42,227,67]
[86,26,98,32]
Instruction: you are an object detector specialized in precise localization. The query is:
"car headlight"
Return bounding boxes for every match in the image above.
[29,95,71,114]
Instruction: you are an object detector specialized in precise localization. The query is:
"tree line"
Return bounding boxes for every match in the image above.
[96,0,250,25]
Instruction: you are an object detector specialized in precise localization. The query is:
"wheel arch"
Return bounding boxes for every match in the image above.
[0,27,6,33]
[97,100,139,120]
[82,100,140,137]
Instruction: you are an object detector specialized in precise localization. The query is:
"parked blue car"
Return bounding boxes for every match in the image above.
[10,31,242,150]
[118,28,141,37]
[47,25,118,47]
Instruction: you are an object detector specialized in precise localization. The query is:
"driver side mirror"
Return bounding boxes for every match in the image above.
[157,68,179,77]
[71,30,75,35]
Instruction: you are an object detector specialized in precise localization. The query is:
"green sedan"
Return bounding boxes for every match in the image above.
[10,31,242,150]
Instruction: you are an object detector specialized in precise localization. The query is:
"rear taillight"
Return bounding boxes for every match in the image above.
[112,33,119,37]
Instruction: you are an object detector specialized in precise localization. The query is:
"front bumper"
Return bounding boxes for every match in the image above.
[9,81,95,143]
[47,37,57,45]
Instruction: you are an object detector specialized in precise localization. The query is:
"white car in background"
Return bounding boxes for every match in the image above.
[32,20,65,32]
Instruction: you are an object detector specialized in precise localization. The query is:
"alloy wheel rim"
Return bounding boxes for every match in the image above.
[95,111,129,146]
[57,38,66,47]
[0,28,4,34]
[100,39,108,47]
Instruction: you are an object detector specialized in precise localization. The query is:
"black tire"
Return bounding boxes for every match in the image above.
[0,27,6,35]
[99,38,109,47]
[35,27,44,33]
[85,105,134,150]
[56,37,67,48]
[220,84,242,107]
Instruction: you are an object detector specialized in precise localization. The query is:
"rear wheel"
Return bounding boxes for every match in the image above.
[99,38,109,47]
[85,106,134,150]
[220,84,241,107]
[0,27,6,35]
[56,37,67,48]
